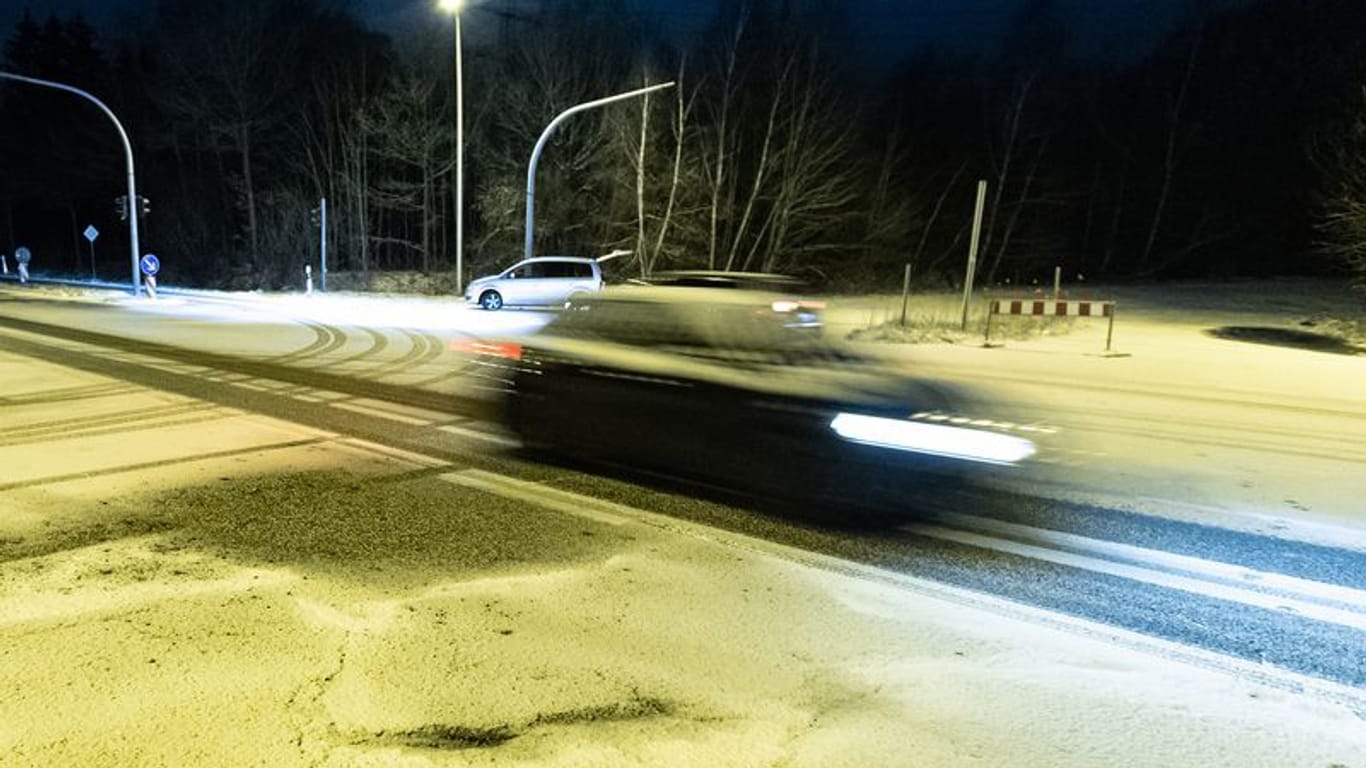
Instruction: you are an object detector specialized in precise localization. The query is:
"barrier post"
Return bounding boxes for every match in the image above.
[1106,304,1116,352]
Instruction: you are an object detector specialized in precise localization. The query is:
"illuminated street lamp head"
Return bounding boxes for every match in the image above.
[439,0,465,13]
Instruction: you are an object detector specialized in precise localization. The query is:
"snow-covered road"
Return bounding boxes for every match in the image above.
[1,281,1364,766]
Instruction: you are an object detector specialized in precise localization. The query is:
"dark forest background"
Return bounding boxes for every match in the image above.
[3,0,1366,291]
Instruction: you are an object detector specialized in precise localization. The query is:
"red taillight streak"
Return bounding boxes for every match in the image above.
[450,339,523,360]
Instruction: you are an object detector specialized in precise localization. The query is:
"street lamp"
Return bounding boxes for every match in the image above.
[0,71,142,293]
[439,0,465,295]
[524,82,674,262]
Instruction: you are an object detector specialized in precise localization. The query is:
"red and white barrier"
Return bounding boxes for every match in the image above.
[989,299,1113,318]
[984,298,1117,351]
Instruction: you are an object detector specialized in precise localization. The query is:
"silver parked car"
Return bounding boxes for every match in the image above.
[465,256,603,310]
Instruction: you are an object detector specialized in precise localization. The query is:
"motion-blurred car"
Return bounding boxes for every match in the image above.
[468,286,1036,518]
[465,256,603,310]
[627,270,823,330]
[628,270,807,292]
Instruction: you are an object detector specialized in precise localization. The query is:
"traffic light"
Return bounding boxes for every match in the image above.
[309,205,321,227]
[138,196,151,218]
[115,195,128,221]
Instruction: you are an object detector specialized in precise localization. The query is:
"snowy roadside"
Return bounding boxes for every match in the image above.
[1,360,1363,768]
[3,280,1366,765]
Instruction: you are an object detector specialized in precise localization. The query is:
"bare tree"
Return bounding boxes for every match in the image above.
[750,44,862,274]
[703,9,747,269]
[360,73,451,272]
[1315,87,1366,288]
[1138,23,1203,270]
[646,63,696,275]
[155,0,298,276]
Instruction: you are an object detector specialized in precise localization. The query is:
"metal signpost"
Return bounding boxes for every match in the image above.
[83,225,99,279]
[15,246,31,283]
[959,179,988,331]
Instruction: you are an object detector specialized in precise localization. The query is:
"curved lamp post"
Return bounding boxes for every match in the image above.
[438,0,465,293]
[0,71,142,292]
[524,81,674,262]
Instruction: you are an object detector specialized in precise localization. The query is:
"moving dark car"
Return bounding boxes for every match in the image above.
[627,270,808,292]
[473,286,1036,518]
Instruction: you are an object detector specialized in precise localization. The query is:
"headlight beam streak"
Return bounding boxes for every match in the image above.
[830,412,1037,465]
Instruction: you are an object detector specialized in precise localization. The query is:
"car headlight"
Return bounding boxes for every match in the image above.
[830,412,1036,465]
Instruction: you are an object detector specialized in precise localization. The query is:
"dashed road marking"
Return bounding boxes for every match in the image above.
[442,469,630,527]
[437,423,520,447]
[906,520,1366,632]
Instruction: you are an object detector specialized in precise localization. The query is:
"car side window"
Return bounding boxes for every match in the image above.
[510,263,545,279]
[571,262,595,278]
[543,262,574,278]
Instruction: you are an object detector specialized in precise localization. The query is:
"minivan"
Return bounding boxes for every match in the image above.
[464,256,603,310]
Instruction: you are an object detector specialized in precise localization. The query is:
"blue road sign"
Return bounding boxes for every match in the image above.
[139,253,160,276]
[83,225,99,243]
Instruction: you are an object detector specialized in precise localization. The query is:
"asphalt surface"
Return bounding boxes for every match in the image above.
[3,288,1364,695]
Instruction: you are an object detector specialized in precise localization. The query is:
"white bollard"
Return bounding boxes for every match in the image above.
[305,264,313,295]
[1,254,7,274]
[145,274,156,300]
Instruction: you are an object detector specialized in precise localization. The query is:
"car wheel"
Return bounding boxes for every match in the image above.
[479,290,504,311]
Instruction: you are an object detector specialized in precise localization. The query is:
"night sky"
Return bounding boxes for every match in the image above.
[0,0,1207,65]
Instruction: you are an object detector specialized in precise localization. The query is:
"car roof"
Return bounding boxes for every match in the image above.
[522,255,596,264]
[646,270,798,280]
[572,284,798,306]
[631,270,806,289]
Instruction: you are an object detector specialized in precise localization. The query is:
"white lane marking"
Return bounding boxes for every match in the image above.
[936,513,1366,612]
[909,524,1366,632]
[442,470,629,527]
[330,400,432,425]
[335,437,452,468]
[296,390,349,402]
[436,424,520,447]
[348,397,453,423]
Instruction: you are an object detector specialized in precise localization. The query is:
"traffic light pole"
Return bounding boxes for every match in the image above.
[0,71,142,293]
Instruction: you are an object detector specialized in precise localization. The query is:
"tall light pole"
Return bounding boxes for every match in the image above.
[0,71,142,292]
[524,82,674,263]
[439,0,465,294]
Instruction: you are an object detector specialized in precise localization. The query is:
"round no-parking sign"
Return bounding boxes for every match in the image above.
[139,253,160,277]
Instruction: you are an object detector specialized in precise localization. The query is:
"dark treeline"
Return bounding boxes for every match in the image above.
[2,0,1366,291]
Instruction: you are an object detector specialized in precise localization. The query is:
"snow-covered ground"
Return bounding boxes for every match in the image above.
[1,279,1364,766]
